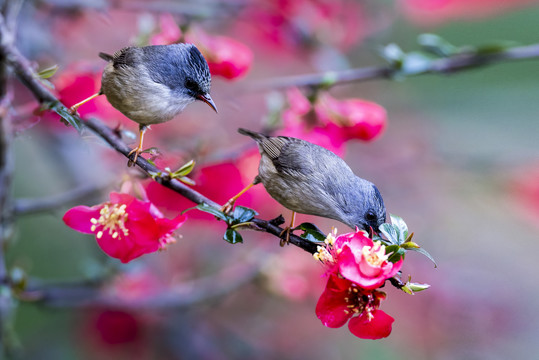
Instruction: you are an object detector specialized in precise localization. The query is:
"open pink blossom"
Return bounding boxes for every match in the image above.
[315,229,402,289]
[316,274,394,339]
[337,230,402,289]
[63,192,186,263]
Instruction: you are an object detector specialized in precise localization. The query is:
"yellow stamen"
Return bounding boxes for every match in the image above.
[362,241,389,266]
[90,203,129,240]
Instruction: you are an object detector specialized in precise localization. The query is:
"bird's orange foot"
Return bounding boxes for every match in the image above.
[220,198,236,215]
[127,146,143,167]
[279,226,293,247]
[68,106,78,115]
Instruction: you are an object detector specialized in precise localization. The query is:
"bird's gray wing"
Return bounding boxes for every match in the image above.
[260,136,317,175]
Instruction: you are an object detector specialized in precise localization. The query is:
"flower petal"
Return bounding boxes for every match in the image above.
[63,205,101,234]
[348,310,394,340]
[338,245,363,284]
[315,275,352,328]
[155,214,187,239]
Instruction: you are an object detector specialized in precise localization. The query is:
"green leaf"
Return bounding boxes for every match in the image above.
[408,247,437,268]
[232,206,258,224]
[407,282,431,292]
[401,52,433,76]
[195,203,229,222]
[390,214,408,244]
[178,176,196,186]
[401,241,420,250]
[473,40,520,55]
[224,229,243,244]
[172,160,196,178]
[37,64,59,79]
[380,43,405,67]
[388,248,405,263]
[320,71,338,88]
[385,244,400,256]
[295,222,327,243]
[379,223,398,245]
[417,33,459,57]
[140,147,160,154]
[50,102,83,133]
[400,284,413,295]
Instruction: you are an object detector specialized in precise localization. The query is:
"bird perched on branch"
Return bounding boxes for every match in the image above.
[222,128,387,245]
[70,43,217,165]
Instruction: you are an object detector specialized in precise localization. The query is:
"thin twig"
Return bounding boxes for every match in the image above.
[0,7,19,356]
[14,182,109,216]
[253,43,539,90]
[20,261,261,309]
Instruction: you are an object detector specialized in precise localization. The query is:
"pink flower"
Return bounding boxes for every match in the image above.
[316,94,387,142]
[150,13,182,45]
[189,30,253,80]
[315,229,402,289]
[239,0,368,53]
[63,192,186,263]
[316,274,394,339]
[279,89,387,155]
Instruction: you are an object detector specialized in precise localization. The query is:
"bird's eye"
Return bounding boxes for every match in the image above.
[365,211,377,222]
[184,78,198,92]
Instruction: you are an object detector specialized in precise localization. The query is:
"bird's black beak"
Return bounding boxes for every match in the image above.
[197,93,218,113]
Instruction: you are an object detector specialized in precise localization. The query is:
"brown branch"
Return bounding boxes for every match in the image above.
[253,43,539,90]
[13,182,109,216]
[0,5,22,356]
[0,14,318,254]
[20,261,261,309]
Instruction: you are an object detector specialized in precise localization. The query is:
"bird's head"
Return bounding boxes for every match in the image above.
[150,43,217,113]
[343,181,386,233]
[180,45,217,113]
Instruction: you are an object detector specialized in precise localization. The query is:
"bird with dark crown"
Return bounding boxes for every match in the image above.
[70,44,217,164]
[222,128,387,245]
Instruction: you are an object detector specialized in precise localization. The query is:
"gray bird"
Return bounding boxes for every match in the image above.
[70,43,217,164]
[223,128,386,243]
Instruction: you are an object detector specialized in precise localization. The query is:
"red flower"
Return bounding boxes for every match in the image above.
[63,192,186,263]
[316,229,403,289]
[316,274,394,339]
[189,30,253,80]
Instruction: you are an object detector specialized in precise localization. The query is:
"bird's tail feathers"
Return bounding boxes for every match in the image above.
[238,128,269,142]
[98,52,114,62]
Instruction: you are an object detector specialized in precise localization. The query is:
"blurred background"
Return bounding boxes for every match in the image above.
[5,0,539,359]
